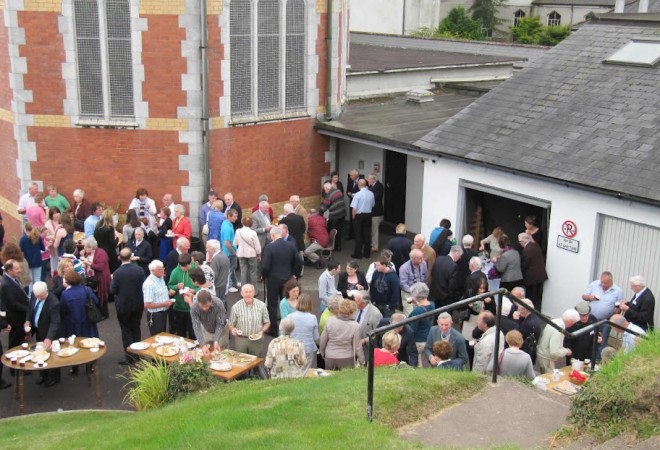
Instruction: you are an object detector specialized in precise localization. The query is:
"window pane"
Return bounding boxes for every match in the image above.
[231,0,253,117]
[285,0,305,111]
[106,0,134,117]
[74,0,104,116]
[258,0,280,114]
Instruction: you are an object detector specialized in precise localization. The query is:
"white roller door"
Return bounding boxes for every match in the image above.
[596,214,660,328]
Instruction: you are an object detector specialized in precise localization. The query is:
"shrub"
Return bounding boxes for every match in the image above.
[438,7,485,41]
[167,361,217,401]
[511,16,570,46]
[121,359,170,411]
[539,25,571,46]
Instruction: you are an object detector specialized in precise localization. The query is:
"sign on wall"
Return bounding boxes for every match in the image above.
[558,219,579,253]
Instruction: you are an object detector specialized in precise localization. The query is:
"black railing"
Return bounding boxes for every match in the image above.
[365,288,648,421]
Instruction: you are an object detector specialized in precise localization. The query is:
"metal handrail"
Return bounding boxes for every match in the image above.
[365,288,648,421]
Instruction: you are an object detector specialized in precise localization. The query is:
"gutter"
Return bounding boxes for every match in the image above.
[325,0,333,119]
[314,123,660,209]
[201,0,210,193]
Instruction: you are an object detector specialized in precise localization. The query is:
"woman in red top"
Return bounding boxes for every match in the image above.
[171,204,192,248]
[373,330,401,367]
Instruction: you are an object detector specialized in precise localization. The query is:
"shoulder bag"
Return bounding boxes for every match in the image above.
[84,287,105,324]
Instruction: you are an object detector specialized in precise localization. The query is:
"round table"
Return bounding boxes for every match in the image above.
[1,337,107,415]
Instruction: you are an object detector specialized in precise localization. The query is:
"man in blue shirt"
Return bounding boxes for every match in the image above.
[84,203,103,238]
[581,271,623,321]
[221,209,239,292]
[350,179,375,259]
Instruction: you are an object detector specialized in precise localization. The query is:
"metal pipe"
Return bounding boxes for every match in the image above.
[492,291,503,384]
[200,0,211,199]
[367,334,376,421]
[590,326,599,371]
[326,0,333,119]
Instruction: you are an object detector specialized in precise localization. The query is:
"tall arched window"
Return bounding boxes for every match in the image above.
[513,10,526,27]
[548,11,561,26]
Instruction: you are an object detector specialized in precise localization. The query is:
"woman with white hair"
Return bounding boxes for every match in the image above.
[72,188,92,231]
[80,236,111,318]
[264,318,307,379]
[171,204,192,249]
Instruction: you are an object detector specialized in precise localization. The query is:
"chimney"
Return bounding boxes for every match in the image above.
[614,0,625,12]
[639,0,649,13]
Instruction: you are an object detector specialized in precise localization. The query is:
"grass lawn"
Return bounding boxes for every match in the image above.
[0,367,485,449]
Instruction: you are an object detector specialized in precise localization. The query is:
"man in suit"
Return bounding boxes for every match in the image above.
[261,227,303,336]
[425,312,469,368]
[206,239,230,304]
[456,234,478,291]
[620,275,655,331]
[1,260,30,350]
[25,282,61,386]
[223,192,242,230]
[429,246,464,308]
[251,201,273,281]
[387,223,413,272]
[280,203,306,256]
[128,227,152,276]
[355,291,383,360]
[0,307,11,389]
[367,173,384,253]
[111,248,146,365]
[518,233,548,309]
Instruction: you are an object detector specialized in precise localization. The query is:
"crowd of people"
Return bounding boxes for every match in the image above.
[0,176,655,390]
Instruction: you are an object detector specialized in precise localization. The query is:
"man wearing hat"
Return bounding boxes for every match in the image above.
[565,301,599,362]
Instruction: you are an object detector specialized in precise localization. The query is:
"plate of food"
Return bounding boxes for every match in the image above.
[155,336,175,345]
[5,350,30,360]
[129,342,150,351]
[155,345,178,357]
[79,338,101,348]
[57,347,80,358]
[218,349,257,366]
[32,349,50,362]
[248,332,263,341]
[209,361,232,372]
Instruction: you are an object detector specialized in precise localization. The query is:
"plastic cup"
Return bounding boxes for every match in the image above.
[21,343,29,349]
[11,358,17,365]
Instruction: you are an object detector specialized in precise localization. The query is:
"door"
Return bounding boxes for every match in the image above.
[384,150,407,225]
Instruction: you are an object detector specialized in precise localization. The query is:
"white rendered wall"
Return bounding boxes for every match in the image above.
[350,0,405,35]
[421,157,660,319]
[405,154,424,234]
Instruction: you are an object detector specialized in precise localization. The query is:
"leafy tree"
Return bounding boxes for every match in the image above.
[438,6,485,41]
[511,16,543,44]
[539,25,571,46]
[469,0,506,35]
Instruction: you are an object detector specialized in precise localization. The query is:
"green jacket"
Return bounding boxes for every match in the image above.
[167,263,198,312]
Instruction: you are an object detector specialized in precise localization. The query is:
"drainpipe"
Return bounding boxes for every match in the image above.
[402,0,406,36]
[200,0,211,193]
[614,0,625,13]
[326,0,333,119]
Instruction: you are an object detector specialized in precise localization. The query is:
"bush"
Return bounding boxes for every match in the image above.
[568,331,660,439]
[121,359,170,411]
[511,16,570,46]
[167,361,217,401]
[438,7,486,41]
[539,25,571,46]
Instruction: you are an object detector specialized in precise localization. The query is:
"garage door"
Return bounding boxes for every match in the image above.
[596,215,660,328]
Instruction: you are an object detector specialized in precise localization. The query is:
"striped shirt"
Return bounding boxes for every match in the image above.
[191,296,226,344]
[229,299,270,336]
[142,274,170,312]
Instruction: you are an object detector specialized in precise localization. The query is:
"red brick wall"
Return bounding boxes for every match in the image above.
[0,121,22,241]
[21,12,66,115]
[0,20,12,110]
[207,15,222,117]
[142,16,186,118]
[27,127,188,213]
[209,118,329,205]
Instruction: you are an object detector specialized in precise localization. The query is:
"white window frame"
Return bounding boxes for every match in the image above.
[513,10,526,27]
[229,0,308,123]
[73,0,136,123]
[548,11,561,27]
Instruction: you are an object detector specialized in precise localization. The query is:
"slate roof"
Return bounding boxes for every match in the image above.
[531,0,614,6]
[415,18,660,205]
[624,0,660,12]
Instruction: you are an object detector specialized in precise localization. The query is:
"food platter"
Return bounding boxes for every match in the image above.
[32,349,50,362]
[155,336,175,345]
[129,342,150,351]
[218,349,257,366]
[155,346,178,357]
[79,338,101,348]
[57,347,80,358]
[209,361,232,372]
[5,350,30,359]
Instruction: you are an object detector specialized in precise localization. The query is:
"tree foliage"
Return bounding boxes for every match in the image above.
[438,6,485,41]
[469,0,506,34]
[511,16,570,46]
[539,25,571,46]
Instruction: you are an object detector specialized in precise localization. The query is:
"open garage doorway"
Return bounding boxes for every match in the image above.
[461,184,551,256]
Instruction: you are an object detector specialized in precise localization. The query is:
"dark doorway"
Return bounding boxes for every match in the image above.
[384,151,407,229]
[463,188,550,255]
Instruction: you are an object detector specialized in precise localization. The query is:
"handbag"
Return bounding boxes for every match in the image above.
[84,287,104,324]
[202,223,209,236]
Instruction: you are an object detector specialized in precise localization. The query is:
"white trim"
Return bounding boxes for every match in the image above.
[460,180,552,208]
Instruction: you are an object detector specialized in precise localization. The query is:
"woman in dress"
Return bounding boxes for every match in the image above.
[492,235,523,292]
[171,204,192,249]
[479,226,504,259]
[19,223,45,294]
[319,299,364,370]
[158,206,173,262]
[279,279,300,320]
[234,216,261,290]
[44,206,68,276]
[93,209,120,273]
[207,200,225,242]
[72,189,92,231]
[60,269,100,375]
[289,294,319,373]
[80,237,112,318]
[337,260,368,298]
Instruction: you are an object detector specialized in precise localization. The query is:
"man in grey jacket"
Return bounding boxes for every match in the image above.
[206,239,229,304]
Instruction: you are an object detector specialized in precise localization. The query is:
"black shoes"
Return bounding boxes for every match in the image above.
[0,379,12,390]
[45,378,59,387]
[36,376,46,385]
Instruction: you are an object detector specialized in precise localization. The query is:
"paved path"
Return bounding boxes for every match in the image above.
[399,379,571,449]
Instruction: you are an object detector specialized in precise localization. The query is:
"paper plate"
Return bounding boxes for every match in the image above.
[129,342,150,351]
